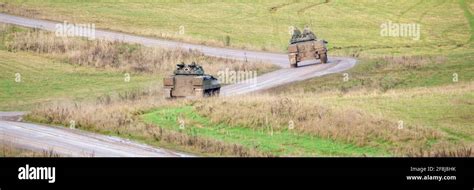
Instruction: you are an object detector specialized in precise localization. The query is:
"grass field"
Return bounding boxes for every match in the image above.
[1,1,473,156]
[0,50,159,110]
[1,0,472,54]
[0,25,157,110]
[0,24,275,110]
[320,85,474,142]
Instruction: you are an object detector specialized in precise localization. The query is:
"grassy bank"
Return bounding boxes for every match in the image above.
[142,106,387,156]
[25,96,267,156]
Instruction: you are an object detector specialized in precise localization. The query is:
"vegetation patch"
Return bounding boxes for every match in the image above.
[142,106,386,156]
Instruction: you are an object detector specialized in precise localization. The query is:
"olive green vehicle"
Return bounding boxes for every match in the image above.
[163,62,221,98]
[288,27,328,68]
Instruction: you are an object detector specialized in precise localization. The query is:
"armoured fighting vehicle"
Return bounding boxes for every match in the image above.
[163,62,221,98]
[288,27,328,68]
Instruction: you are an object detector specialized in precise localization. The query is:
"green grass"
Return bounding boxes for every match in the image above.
[269,51,474,144]
[459,0,474,43]
[271,51,474,93]
[319,85,474,142]
[1,0,472,54]
[142,106,388,156]
[0,50,160,110]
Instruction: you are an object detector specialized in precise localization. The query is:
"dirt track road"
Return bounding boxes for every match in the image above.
[0,13,356,157]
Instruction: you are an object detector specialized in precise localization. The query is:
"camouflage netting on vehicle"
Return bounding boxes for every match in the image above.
[174,62,205,75]
[290,27,317,44]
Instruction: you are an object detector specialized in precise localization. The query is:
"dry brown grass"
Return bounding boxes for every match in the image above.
[25,88,472,156]
[4,26,278,75]
[25,90,266,156]
[193,94,457,155]
[25,82,473,157]
[404,145,473,157]
[0,142,60,157]
[298,81,474,100]
[3,24,273,156]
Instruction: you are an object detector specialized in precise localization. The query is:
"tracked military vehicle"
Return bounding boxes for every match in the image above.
[288,27,328,68]
[163,62,221,98]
